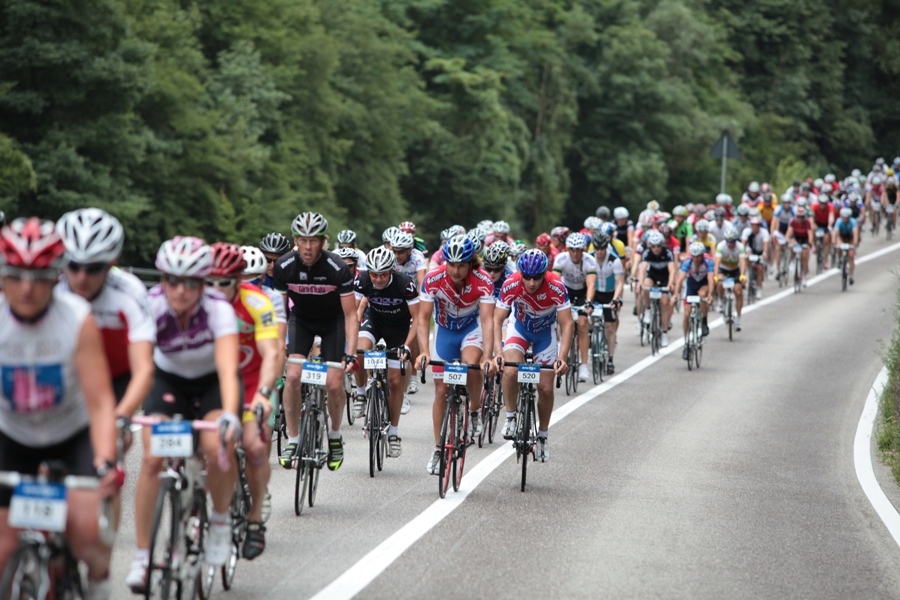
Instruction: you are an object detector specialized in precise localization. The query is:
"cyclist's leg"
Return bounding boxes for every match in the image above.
[383,325,411,429]
[355,319,374,394]
[199,380,238,515]
[460,342,484,413]
[318,318,347,438]
[577,313,589,364]
[603,303,618,362]
[849,246,856,276]
[242,412,272,524]
[734,282,743,316]
[284,314,315,439]
[532,330,559,432]
[430,325,463,446]
[501,328,528,413]
[64,428,111,579]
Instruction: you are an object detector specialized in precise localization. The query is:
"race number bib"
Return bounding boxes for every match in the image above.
[364,351,387,369]
[301,362,327,386]
[517,364,540,384]
[444,364,468,386]
[648,288,662,300]
[9,482,67,532]
[150,421,193,457]
[722,279,735,290]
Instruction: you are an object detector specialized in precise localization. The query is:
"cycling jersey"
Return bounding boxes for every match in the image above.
[57,268,155,379]
[611,238,627,260]
[640,247,675,279]
[273,250,355,321]
[489,265,515,299]
[690,233,717,254]
[773,205,795,234]
[811,201,833,227]
[149,286,238,379]
[430,248,445,268]
[715,240,745,269]
[498,271,569,334]
[261,285,287,324]
[354,248,368,271]
[232,283,279,400]
[552,252,597,290]
[756,200,777,222]
[835,218,857,238]
[788,217,812,242]
[732,217,752,238]
[0,288,91,447]
[680,256,714,283]
[708,219,733,242]
[420,265,495,330]
[484,233,515,247]
[870,184,885,200]
[594,251,623,293]
[741,228,770,255]
[670,220,694,252]
[354,271,419,326]
[394,249,427,279]
[615,220,634,243]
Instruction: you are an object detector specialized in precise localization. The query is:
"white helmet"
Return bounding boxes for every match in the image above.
[336,230,357,245]
[840,207,852,218]
[814,177,824,189]
[241,245,267,276]
[824,173,836,183]
[56,208,124,263]
[781,192,793,203]
[155,236,212,277]
[872,175,884,186]
[336,247,359,263]
[366,246,395,272]
[689,242,705,257]
[565,233,587,249]
[647,231,664,246]
[724,227,739,241]
[821,183,833,194]
[646,200,660,211]
[583,216,602,231]
[492,220,510,234]
[382,226,401,243]
[748,181,760,193]
[291,212,328,237]
[716,193,733,205]
[391,231,415,249]
[695,219,710,232]
[851,168,862,177]
[613,206,629,219]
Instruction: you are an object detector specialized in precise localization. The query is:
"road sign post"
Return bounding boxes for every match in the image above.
[710,130,742,195]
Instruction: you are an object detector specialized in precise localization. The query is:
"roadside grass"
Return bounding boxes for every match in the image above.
[877,281,900,484]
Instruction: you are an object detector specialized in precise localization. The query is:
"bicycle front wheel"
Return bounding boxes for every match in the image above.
[0,542,42,600]
[591,328,602,384]
[294,406,311,516]
[308,406,324,507]
[367,386,379,478]
[521,392,535,492]
[694,320,703,369]
[187,491,208,600]
[478,384,490,448]
[487,381,502,444]
[146,477,179,600]
[453,401,468,492]
[438,398,454,499]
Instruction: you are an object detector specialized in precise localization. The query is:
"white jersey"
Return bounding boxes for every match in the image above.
[741,227,770,254]
[595,251,623,293]
[149,286,238,379]
[355,248,368,272]
[0,288,91,447]
[715,240,745,270]
[394,249,427,279]
[708,219,733,242]
[552,252,597,290]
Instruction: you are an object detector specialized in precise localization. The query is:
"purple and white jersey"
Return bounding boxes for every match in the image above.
[149,286,238,379]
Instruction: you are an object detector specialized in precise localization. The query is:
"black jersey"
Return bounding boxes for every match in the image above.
[641,247,674,274]
[272,250,354,320]
[355,272,419,325]
[616,220,633,244]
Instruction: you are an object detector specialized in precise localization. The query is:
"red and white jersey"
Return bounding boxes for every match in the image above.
[497,271,569,333]
[420,265,495,330]
[58,268,155,378]
[484,233,515,247]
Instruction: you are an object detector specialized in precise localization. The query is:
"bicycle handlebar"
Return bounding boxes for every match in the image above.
[356,347,408,376]
[132,416,230,471]
[285,358,345,369]
[0,471,99,490]
[496,360,563,389]
[418,358,489,388]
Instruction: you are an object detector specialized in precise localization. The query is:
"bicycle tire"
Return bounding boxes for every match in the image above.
[186,491,208,600]
[639,319,646,347]
[686,339,693,371]
[591,328,602,384]
[377,386,389,472]
[294,405,311,516]
[487,381,502,444]
[367,385,379,478]
[453,401,467,492]
[478,384,490,448]
[569,340,579,394]
[841,256,848,292]
[308,404,324,507]
[438,398,453,499]
[521,390,535,492]
[650,306,660,356]
[344,374,355,426]
[221,456,248,591]
[146,476,179,600]
[275,388,286,457]
[694,319,703,369]
[599,334,609,381]
[0,541,42,600]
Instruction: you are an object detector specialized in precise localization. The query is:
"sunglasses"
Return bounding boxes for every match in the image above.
[265,257,277,264]
[521,274,543,281]
[67,261,107,275]
[2,267,58,282]
[370,271,391,280]
[484,267,505,273]
[205,278,237,289]
[163,275,203,290]
[392,248,410,254]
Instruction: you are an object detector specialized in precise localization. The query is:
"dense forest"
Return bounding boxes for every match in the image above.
[0,0,897,263]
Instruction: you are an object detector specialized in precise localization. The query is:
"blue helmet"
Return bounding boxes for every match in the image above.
[443,235,475,262]
[599,222,616,237]
[517,249,549,276]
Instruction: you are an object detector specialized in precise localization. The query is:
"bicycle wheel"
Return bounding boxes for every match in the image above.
[377,387,389,472]
[599,333,609,381]
[487,380,502,444]
[694,320,703,369]
[186,491,208,600]
[841,256,848,292]
[570,339,579,394]
[478,384,490,448]
[367,385,379,478]
[591,328,602,384]
[438,398,453,499]
[220,458,247,591]
[521,392,535,492]
[275,388,286,457]
[146,477,179,600]
[650,307,660,356]
[452,400,468,492]
[0,542,42,600]
[308,406,324,507]
[294,405,311,516]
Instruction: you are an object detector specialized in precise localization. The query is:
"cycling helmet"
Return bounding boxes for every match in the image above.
[796,197,809,208]
[748,182,760,193]
[260,232,291,255]
[492,220,511,234]
[716,193,733,205]
[647,200,660,211]
[440,227,454,242]
[874,164,884,173]
[483,242,510,267]
[366,246,395,272]
[0,218,66,270]
[714,207,726,220]
[689,242,705,257]
[443,235,475,263]
[583,216,602,231]
[646,231,664,247]
[821,183,833,194]
[659,225,674,239]
[693,204,706,215]
[565,233,587,249]
[889,169,896,177]
[155,236,212,277]
[382,226,401,244]
[599,222,616,237]
[851,168,862,178]
[813,177,824,189]
[704,210,716,221]
[750,216,762,225]
[550,226,570,242]
[839,207,852,218]
[56,208,124,264]
[695,219,710,232]
[592,232,611,249]
[517,249,549,276]
[748,207,761,218]
[761,183,771,193]
[796,207,808,217]
[449,224,466,237]
[209,242,246,277]
[470,237,483,254]
[824,173,836,184]
[477,222,493,237]
[468,227,487,243]
[781,193,793,204]
[673,205,688,217]
[639,214,654,228]
[876,157,886,166]
[848,192,862,204]
[889,176,899,188]
[614,207,629,219]
[336,246,359,263]
[535,233,552,247]
[724,227,739,241]
[477,220,494,230]
[510,240,528,258]
[872,175,884,186]
[737,204,750,216]
[391,231,415,249]
[399,221,416,234]
[336,229,357,245]
[241,246,267,276]
[595,206,611,220]
[291,212,328,237]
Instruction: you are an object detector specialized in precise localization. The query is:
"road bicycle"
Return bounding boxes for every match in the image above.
[814,229,826,275]
[721,277,736,341]
[478,370,503,448]
[589,303,618,383]
[777,238,789,287]
[747,254,761,304]
[792,243,804,294]
[837,242,851,292]
[356,345,406,477]
[645,286,670,356]
[886,204,895,241]
[565,305,589,395]
[871,200,882,235]
[684,295,704,370]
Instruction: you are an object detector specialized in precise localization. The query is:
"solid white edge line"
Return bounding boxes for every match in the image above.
[311,239,900,600]
[854,367,900,547]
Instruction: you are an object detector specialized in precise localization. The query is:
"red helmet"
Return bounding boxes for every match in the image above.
[535,233,552,247]
[0,218,66,269]
[209,242,246,277]
[550,226,570,242]
[399,221,416,234]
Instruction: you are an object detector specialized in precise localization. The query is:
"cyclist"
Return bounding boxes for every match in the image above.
[485,221,515,247]
[429,225,466,270]
[713,227,747,331]
[811,190,834,268]
[637,231,676,347]
[336,229,368,271]
[757,191,778,224]
[831,208,859,284]
[242,246,288,341]
[592,232,624,375]
[552,233,597,382]
[399,220,428,255]
[483,241,514,298]
[596,206,612,223]
[0,218,120,599]
[691,219,717,254]
[613,207,634,249]
[886,174,899,231]
[669,206,694,253]
[732,204,752,238]
[494,249,572,462]
[390,230,427,395]
[740,217,769,300]
[207,243,281,560]
[716,193,735,220]
[354,246,420,456]
[259,232,292,289]
[741,181,762,205]
[867,175,885,231]
[770,195,795,278]
[550,227,571,254]
[786,207,813,287]
[127,236,241,591]
[708,207,733,242]
[675,242,714,358]
[273,212,358,472]
[535,232,559,262]
[417,235,495,475]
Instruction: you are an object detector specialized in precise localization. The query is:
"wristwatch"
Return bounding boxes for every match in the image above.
[258,386,273,398]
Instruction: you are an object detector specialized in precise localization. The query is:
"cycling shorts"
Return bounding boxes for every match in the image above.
[719,267,740,282]
[566,286,587,311]
[144,368,240,420]
[288,313,345,362]
[360,317,411,369]
[431,321,482,380]
[645,269,670,287]
[593,291,617,323]
[504,320,559,366]
[0,427,93,507]
[684,278,708,301]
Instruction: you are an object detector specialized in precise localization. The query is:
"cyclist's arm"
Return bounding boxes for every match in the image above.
[493,305,511,356]
[667,261,677,290]
[585,273,597,303]
[404,301,420,350]
[415,268,426,291]
[252,337,281,412]
[357,296,368,322]
[416,299,434,365]
[674,270,686,293]
[341,294,359,362]
[612,273,623,303]
[75,314,117,472]
[215,333,241,415]
[116,341,154,419]
[556,308,575,364]
[479,301,495,362]
[713,254,721,278]
[637,260,648,281]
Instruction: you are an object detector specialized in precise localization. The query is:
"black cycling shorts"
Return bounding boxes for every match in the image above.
[594,291,617,323]
[565,286,587,309]
[143,369,236,420]
[645,269,670,287]
[359,318,410,350]
[719,267,740,281]
[0,427,94,507]
[288,313,345,362]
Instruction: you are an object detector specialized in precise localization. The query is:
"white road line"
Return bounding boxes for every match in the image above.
[854,367,900,546]
[312,240,900,600]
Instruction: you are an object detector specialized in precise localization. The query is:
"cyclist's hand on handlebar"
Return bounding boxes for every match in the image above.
[739,274,747,283]
[342,354,359,374]
[251,394,273,422]
[217,412,243,443]
[495,355,505,371]
[483,359,496,377]
[585,304,594,314]
[398,345,412,363]
[417,354,430,371]
[554,359,569,376]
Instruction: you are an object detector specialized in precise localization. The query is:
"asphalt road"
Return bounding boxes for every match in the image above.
[111,235,900,599]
